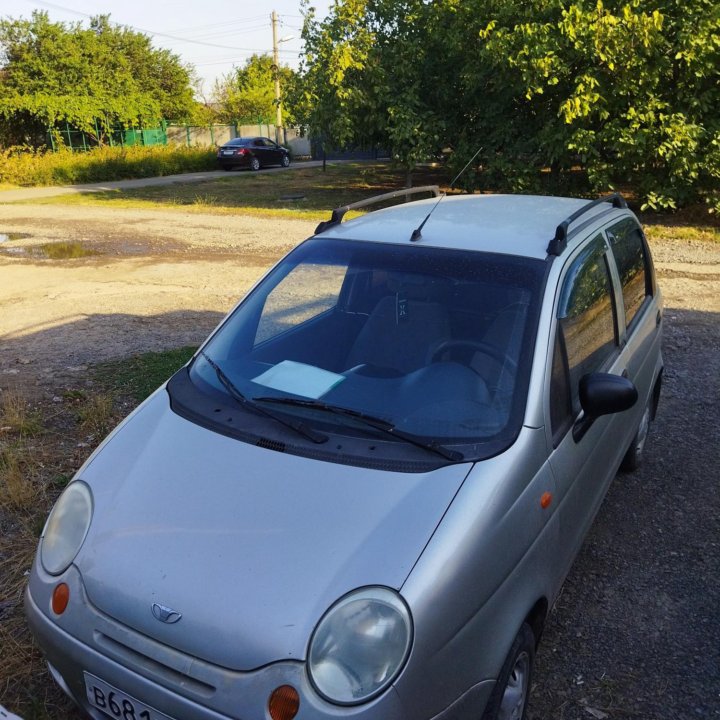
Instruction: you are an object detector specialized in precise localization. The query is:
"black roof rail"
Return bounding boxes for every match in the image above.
[547,192,628,256]
[314,186,441,235]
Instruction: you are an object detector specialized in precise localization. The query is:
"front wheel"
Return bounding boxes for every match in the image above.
[482,623,535,720]
[281,154,291,167]
[620,401,651,472]
[249,157,261,171]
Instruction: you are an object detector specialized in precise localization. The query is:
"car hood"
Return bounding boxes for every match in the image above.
[75,390,471,671]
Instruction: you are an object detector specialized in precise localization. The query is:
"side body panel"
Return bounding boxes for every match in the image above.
[395,427,558,719]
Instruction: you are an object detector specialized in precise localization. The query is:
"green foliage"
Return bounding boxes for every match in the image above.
[298,0,720,208]
[297,1,403,163]
[93,347,197,402]
[187,101,220,126]
[212,54,296,125]
[0,11,196,146]
[0,144,216,186]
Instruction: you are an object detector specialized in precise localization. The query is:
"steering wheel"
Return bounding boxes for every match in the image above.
[431,339,518,373]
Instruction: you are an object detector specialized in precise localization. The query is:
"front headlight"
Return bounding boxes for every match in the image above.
[41,481,93,575]
[308,587,412,705]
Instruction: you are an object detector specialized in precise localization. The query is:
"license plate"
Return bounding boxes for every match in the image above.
[84,673,174,720]
[221,149,234,155]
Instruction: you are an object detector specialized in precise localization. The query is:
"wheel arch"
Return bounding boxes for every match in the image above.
[524,596,549,648]
[651,367,663,421]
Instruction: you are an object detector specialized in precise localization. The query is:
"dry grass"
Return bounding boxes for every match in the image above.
[77,393,115,440]
[0,528,78,720]
[0,351,184,719]
[0,444,38,509]
[0,386,112,719]
[1,390,42,437]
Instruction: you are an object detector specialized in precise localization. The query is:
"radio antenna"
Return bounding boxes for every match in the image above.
[450,146,483,189]
[409,145,483,242]
[410,192,446,242]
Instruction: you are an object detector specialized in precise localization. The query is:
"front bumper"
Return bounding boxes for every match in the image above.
[25,563,405,720]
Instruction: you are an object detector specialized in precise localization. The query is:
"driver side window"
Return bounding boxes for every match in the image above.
[550,236,619,439]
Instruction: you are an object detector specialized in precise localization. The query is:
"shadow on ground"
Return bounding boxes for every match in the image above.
[0,309,225,396]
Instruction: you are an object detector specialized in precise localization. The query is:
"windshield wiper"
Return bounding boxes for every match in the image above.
[198,352,328,444]
[253,396,464,462]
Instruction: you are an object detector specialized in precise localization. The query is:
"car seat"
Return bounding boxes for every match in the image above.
[344,295,451,375]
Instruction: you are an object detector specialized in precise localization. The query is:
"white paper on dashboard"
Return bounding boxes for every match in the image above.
[252,360,345,399]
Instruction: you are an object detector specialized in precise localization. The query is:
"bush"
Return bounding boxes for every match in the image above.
[0,144,217,186]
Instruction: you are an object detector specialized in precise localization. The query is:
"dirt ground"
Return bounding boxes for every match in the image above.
[0,205,318,396]
[1,202,719,719]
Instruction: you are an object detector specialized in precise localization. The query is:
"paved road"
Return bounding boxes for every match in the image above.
[0,160,330,203]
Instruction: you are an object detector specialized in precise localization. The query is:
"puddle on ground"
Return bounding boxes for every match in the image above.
[41,241,99,259]
[0,236,101,259]
[0,232,30,242]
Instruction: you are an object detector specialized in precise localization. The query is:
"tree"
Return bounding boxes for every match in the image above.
[298,0,720,208]
[475,0,720,209]
[0,11,196,146]
[212,54,297,126]
[297,0,441,182]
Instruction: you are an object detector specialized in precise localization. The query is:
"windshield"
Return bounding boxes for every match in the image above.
[181,238,546,463]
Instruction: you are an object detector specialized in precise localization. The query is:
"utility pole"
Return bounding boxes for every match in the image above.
[271,10,282,145]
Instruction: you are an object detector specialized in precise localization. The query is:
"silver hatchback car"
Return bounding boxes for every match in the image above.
[26,189,663,720]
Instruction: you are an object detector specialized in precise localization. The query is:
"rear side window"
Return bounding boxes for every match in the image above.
[552,235,619,425]
[606,219,651,330]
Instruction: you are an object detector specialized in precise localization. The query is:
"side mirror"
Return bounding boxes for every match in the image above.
[574,372,637,442]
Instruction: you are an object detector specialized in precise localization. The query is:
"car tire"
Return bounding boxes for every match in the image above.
[281,154,291,167]
[250,157,261,171]
[481,623,535,720]
[620,401,651,472]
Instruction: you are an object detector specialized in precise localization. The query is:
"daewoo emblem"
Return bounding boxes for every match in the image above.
[151,603,182,624]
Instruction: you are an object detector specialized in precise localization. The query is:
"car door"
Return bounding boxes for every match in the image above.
[251,138,268,165]
[604,217,662,420]
[546,232,634,574]
[263,138,283,164]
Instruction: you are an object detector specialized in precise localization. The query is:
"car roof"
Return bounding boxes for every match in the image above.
[225,137,265,145]
[319,194,629,260]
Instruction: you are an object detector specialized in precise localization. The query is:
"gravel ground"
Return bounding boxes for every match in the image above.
[525,230,720,720]
[1,202,718,719]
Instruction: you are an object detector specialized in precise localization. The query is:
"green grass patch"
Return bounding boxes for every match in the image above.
[9,155,719,233]
[643,221,719,244]
[26,162,445,220]
[0,144,216,187]
[93,346,197,401]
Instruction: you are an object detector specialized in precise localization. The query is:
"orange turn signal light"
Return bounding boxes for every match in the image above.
[269,685,300,720]
[540,492,553,509]
[52,583,70,615]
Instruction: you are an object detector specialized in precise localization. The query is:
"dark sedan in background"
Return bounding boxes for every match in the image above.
[217,136,291,171]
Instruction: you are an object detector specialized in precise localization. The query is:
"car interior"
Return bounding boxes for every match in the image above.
[237,264,534,438]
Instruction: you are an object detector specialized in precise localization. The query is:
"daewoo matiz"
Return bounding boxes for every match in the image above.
[26,189,663,720]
